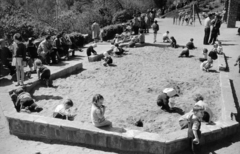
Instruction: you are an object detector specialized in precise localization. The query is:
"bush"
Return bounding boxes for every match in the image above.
[102,24,124,41]
[112,10,133,24]
[68,32,88,47]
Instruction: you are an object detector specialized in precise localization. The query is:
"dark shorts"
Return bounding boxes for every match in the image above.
[53,112,67,120]
[41,69,51,80]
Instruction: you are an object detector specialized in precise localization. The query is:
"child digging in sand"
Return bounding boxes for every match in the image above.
[102,52,113,67]
[35,59,51,87]
[53,99,77,120]
[179,47,189,58]
[11,87,43,113]
[199,48,208,62]
[156,88,178,113]
[200,59,213,72]
[188,105,204,154]
[91,94,112,127]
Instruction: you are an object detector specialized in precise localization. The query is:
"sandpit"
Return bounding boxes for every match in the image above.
[32,46,221,134]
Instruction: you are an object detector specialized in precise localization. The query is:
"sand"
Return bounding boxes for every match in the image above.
[32,46,221,134]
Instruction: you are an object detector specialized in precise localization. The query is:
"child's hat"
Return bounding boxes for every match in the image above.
[163,88,178,97]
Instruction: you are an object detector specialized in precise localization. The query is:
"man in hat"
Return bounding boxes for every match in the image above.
[203,13,213,45]
[209,14,222,45]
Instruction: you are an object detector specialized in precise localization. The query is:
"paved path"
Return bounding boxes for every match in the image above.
[0,18,240,154]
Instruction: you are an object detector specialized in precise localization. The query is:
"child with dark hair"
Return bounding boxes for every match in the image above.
[188,105,204,154]
[91,94,112,127]
[12,87,43,113]
[186,38,196,50]
[199,48,208,62]
[86,45,97,57]
[234,55,240,73]
[35,59,51,87]
[179,47,189,58]
[53,99,77,120]
[170,36,177,48]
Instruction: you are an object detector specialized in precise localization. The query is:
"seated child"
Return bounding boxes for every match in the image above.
[138,29,145,44]
[200,58,213,72]
[53,99,77,120]
[156,88,178,112]
[179,47,189,57]
[188,105,204,154]
[234,55,240,73]
[162,31,170,43]
[12,87,43,113]
[102,52,113,67]
[199,48,208,62]
[86,46,97,57]
[208,44,218,60]
[113,44,127,56]
[216,41,224,55]
[35,59,51,87]
[170,36,177,48]
[186,38,196,50]
[193,94,213,123]
[91,94,112,127]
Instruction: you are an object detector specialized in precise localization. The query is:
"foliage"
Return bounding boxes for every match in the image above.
[112,10,133,24]
[68,32,87,47]
[102,24,123,41]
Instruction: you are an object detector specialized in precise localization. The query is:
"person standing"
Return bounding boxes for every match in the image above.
[145,11,152,33]
[91,21,100,43]
[203,13,213,45]
[152,20,159,43]
[133,16,140,35]
[11,33,26,86]
[209,15,222,45]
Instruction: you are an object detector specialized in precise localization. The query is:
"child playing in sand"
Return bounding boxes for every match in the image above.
[179,47,189,57]
[162,31,170,43]
[186,38,196,50]
[216,41,224,55]
[102,52,113,67]
[234,55,240,73]
[199,48,208,62]
[53,99,77,120]
[11,87,43,113]
[156,88,178,112]
[188,105,204,154]
[193,94,213,123]
[200,59,213,72]
[91,94,112,127]
[170,36,177,48]
[113,44,127,56]
[35,59,51,87]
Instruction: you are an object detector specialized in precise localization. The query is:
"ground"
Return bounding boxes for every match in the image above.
[33,45,221,134]
[0,17,240,154]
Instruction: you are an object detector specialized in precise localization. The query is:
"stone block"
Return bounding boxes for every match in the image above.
[135,132,165,154]
[34,117,50,139]
[165,138,189,154]
[88,54,104,62]
[8,117,26,135]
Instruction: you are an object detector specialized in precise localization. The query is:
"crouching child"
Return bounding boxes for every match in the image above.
[200,59,213,72]
[102,52,113,67]
[188,105,204,154]
[156,88,178,112]
[36,59,51,87]
[53,99,77,120]
[11,87,43,113]
[179,47,189,57]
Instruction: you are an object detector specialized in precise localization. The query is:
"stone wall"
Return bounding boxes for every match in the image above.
[227,0,239,28]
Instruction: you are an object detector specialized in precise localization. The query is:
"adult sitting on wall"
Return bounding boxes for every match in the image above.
[60,32,72,60]
[37,35,57,65]
[53,34,64,62]
[92,21,100,43]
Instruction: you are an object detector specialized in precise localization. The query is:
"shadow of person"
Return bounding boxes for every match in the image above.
[98,126,126,133]
[208,70,219,73]
[33,95,63,101]
[109,64,117,67]
[171,107,185,115]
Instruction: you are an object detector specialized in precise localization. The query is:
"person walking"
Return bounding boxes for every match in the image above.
[91,21,100,43]
[203,13,213,45]
[152,20,159,43]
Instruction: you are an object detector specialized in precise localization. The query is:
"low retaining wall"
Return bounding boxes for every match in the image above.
[1,52,239,154]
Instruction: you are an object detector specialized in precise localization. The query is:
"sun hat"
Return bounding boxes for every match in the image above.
[163,88,178,97]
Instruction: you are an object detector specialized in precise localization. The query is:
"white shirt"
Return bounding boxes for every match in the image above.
[54,104,70,116]
[204,17,211,28]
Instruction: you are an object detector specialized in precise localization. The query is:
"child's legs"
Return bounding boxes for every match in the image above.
[95,120,112,127]
[202,111,210,122]
[28,59,33,70]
